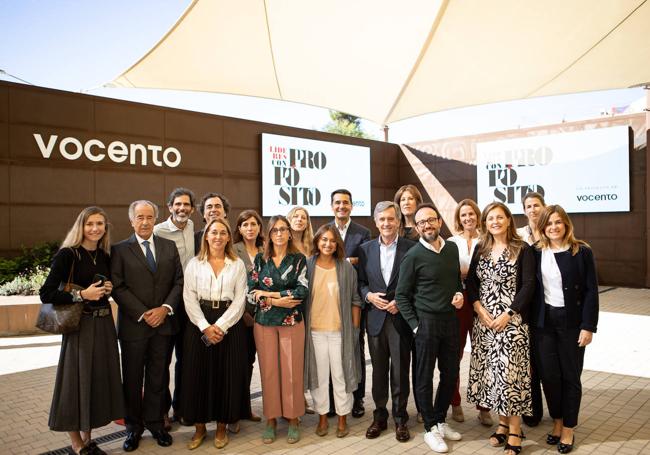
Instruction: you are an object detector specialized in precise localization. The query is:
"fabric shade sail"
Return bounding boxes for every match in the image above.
[110,0,650,125]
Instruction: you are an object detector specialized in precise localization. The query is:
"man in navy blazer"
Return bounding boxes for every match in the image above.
[329,188,371,417]
[112,200,184,451]
[358,201,415,442]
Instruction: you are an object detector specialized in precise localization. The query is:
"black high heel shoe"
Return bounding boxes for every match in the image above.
[546,433,561,445]
[489,423,510,447]
[504,432,526,454]
[557,436,575,454]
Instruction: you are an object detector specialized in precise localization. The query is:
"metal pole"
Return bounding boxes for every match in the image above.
[383,125,389,142]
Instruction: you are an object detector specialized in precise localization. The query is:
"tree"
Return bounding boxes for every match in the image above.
[323,110,374,139]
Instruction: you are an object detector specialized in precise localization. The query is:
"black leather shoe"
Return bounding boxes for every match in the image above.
[395,423,410,442]
[122,432,141,452]
[86,441,106,455]
[558,436,575,454]
[151,429,173,447]
[352,399,365,418]
[365,420,387,439]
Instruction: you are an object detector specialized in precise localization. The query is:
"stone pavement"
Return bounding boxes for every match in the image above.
[0,287,649,454]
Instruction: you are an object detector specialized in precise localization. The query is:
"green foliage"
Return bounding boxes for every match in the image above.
[0,242,59,284]
[0,266,50,296]
[323,110,375,139]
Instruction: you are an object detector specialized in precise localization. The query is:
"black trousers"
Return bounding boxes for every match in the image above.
[164,306,186,415]
[529,325,545,422]
[534,305,585,428]
[367,315,411,424]
[353,307,367,402]
[121,333,173,433]
[414,315,459,431]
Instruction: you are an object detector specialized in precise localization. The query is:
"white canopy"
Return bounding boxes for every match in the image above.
[110,0,650,125]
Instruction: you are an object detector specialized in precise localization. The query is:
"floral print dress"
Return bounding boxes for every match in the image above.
[467,249,532,417]
[247,252,309,326]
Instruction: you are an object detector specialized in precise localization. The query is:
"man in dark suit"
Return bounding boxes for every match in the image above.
[329,188,371,417]
[358,201,416,442]
[112,200,184,452]
[194,192,231,254]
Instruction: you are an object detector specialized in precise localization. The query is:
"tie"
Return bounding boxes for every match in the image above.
[142,240,157,273]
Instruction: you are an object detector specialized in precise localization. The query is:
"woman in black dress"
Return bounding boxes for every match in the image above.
[533,205,598,454]
[39,206,124,455]
[180,218,249,450]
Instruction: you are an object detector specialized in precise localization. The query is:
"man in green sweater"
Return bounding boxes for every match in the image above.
[395,203,464,453]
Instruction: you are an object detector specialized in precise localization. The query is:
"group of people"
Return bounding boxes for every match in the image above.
[40,184,598,455]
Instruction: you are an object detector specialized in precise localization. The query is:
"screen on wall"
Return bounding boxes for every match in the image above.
[261,133,371,217]
[476,125,630,214]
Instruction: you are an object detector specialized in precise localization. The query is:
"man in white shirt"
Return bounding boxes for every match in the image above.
[154,188,196,427]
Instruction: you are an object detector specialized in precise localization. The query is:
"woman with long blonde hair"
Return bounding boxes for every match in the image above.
[40,206,124,455]
[287,206,314,256]
[393,184,423,240]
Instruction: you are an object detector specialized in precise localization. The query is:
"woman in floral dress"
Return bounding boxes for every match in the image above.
[248,215,309,444]
[466,202,536,455]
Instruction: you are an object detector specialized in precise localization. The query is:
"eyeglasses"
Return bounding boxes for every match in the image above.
[416,217,439,228]
[270,227,290,235]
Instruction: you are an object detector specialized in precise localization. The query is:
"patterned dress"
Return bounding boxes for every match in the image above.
[467,249,532,416]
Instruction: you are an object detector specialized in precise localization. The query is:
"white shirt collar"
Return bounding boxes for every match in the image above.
[378,235,398,247]
[419,236,445,254]
[335,218,352,232]
[135,233,153,245]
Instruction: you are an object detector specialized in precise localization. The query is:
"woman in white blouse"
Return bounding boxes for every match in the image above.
[446,199,492,426]
[532,205,598,454]
[517,191,546,245]
[179,218,249,450]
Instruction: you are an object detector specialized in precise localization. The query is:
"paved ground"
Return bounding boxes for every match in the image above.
[0,287,649,454]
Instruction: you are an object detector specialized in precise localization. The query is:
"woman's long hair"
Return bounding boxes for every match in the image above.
[393,184,423,238]
[287,206,314,256]
[197,218,238,262]
[311,224,346,261]
[61,206,111,254]
[453,199,481,234]
[263,215,300,261]
[233,209,265,248]
[536,205,589,255]
[477,202,524,260]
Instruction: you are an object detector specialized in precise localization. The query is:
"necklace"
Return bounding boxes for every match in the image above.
[85,248,98,265]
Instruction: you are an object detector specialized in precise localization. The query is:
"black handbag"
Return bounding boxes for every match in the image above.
[36,249,84,334]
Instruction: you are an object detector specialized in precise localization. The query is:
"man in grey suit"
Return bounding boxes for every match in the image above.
[112,200,184,452]
[329,188,371,417]
[358,201,415,442]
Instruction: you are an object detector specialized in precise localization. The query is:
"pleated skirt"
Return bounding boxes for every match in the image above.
[179,307,250,424]
[49,311,125,432]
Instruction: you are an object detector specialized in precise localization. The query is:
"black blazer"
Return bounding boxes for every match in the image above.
[532,245,599,332]
[467,242,536,321]
[329,220,371,259]
[111,234,184,341]
[358,237,416,338]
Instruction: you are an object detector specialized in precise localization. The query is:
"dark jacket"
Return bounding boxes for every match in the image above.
[358,236,415,338]
[466,242,536,321]
[531,245,599,332]
[111,234,184,341]
[329,220,371,259]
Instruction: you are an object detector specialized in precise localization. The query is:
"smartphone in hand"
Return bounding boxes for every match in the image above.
[201,334,213,346]
[92,273,107,286]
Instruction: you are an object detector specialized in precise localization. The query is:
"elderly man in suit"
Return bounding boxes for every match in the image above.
[112,200,184,452]
[329,188,371,417]
[358,201,416,442]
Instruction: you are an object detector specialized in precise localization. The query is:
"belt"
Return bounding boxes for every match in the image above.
[199,299,232,310]
[82,307,111,318]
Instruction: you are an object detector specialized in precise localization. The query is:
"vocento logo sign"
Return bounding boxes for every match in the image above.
[34,134,182,168]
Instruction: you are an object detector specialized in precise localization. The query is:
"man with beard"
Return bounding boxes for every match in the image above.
[154,188,196,427]
[194,192,231,254]
[395,203,464,453]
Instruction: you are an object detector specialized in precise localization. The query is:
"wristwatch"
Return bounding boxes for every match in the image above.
[506,308,515,316]
[71,289,83,303]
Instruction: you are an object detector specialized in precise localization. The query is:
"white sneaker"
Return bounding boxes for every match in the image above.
[437,422,462,441]
[424,427,448,453]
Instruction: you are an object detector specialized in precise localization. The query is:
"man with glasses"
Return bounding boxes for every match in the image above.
[395,203,464,453]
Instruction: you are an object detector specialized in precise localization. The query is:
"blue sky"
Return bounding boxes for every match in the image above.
[1,0,645,143]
